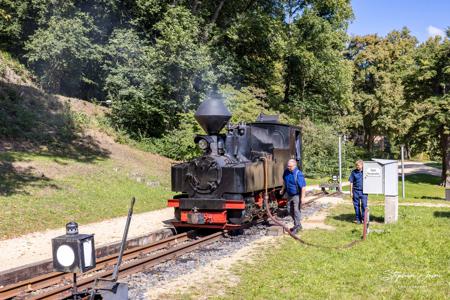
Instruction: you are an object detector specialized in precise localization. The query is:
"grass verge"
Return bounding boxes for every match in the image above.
[0,151,172,239]
[305,177,329,186]
[424,161,442,169]
[222,204,450,299]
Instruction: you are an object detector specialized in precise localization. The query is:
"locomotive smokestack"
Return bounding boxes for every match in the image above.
[195,98,231,135]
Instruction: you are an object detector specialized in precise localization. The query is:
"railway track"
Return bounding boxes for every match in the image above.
[0,231,223,300]
[0,190,338,300]
[302,191,339,207]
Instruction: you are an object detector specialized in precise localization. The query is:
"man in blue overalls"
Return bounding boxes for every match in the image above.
[349,160,368,224]
[280,159,306,234]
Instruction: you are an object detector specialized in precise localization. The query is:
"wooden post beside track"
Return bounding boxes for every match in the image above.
[363,208,369,240]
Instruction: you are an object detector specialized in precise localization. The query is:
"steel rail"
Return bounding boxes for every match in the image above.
[0,232,191,300]
[29,232,223,300]
[301,191,340,208]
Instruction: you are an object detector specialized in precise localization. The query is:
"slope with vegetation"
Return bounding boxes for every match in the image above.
[0,52,173,239]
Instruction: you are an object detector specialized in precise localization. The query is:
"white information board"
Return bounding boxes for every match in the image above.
[374,159,398,196]
[363,161,383,194]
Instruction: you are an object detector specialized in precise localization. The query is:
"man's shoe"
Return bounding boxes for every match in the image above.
[290,225,301,234]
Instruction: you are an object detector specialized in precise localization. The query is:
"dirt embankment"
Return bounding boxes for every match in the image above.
[1,53,173,184]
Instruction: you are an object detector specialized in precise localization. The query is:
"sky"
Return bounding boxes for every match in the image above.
[348,0,450,42]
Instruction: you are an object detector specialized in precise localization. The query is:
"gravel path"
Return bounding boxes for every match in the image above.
[398,161,441,177]
[0,208,173,272]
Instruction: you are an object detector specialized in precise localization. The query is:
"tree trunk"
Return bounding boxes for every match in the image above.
[283,75,291,103]
[211,0,226,25]
[364,126,373,153]
[191,0,199,14]
[283,56,292,103]
[367,134,373,153]
[441,128,449,185]
[202,0,226,41]
[405,144,411,160]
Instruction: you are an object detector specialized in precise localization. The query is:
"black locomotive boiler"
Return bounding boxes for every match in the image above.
[168,98,302,229]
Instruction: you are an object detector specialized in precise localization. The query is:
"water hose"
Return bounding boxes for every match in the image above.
[261,157,362,249]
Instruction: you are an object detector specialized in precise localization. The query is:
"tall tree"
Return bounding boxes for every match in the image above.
[404,36,450,183]
[104,6,215,137]
[24,13,101,97]
[281,0,354,123]
[153,6,215,112]
[347,29,417,152]
[0,0,76,54]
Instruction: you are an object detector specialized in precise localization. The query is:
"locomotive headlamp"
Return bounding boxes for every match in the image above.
[52,222,96,273]
[198,139,209,150]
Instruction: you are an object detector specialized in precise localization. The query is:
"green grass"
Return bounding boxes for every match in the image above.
[0,50,32,81]
[0,152,172,239]
[424,161,442,169]
[0,54,175,239]
[222,204,450,300]
[213,171,450,300]
[305,177,332,186]
[342,173,447,204]
[305,177,331,185]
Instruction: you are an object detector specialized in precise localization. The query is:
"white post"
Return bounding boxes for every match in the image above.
[401,145,405,199]
[338,135,342,192]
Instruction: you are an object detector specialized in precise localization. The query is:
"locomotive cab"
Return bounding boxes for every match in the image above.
[168,99,302,230]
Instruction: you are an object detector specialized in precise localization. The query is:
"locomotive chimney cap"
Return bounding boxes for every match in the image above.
[195,98,231,135]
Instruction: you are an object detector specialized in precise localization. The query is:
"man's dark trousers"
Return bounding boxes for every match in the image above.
[287,194,301,227]
[353,190,368,223]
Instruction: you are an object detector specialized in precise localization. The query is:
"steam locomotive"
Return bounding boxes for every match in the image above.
[168,99,302,229]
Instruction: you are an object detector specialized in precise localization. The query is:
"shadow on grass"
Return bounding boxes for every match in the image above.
[424,162,442,169]
[420,196,445,200]
[332,213,356,223]
[0,158,61,196]
[404,174,441,185]
[369,215,384,223]
[434,211,450,218]
[0,82,110,196]
[332,213,384,223]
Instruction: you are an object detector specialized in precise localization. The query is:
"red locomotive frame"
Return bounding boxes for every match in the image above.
[167,189,287,230]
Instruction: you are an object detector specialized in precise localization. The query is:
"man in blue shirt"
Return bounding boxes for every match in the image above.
[349,160,368,224]
[280,159,306,234]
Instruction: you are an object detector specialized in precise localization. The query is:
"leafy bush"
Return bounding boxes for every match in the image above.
[0,50,31,80]
[105,7,215,138]
[24,13,101,96]
[136,112,202,161]
[221,84,292,124]
[301,119,364,179]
